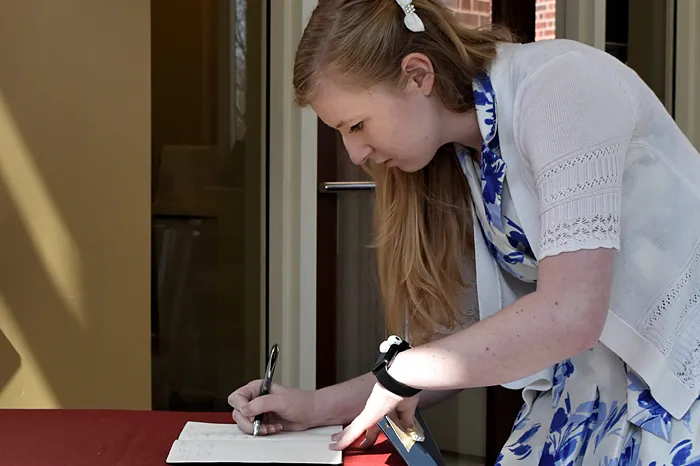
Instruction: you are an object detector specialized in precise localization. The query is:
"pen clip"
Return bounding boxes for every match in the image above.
[263,344,279,385]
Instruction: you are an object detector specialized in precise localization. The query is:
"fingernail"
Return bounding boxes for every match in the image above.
[360,439,370,449]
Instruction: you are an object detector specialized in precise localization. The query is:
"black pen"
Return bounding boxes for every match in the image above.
[253,343,279,437]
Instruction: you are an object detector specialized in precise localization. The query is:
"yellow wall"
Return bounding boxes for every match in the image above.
[0,0,151,408]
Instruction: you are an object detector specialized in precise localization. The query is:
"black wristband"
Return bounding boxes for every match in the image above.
[371,336,421,398]
[375,364,422,397]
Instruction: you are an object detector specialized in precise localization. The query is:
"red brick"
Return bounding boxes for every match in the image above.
[474,0,491,14]
[459,0,473,10]
[441,0,460,9]
[535,0,556,41]
[443,0,494,28]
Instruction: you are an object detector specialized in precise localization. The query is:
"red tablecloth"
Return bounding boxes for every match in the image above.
[0,409,405,465]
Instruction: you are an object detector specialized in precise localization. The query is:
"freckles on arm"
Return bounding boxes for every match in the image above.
[534,247,615,348]
[387,248,616,391]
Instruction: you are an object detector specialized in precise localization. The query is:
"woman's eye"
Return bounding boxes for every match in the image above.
[349,122,364,133]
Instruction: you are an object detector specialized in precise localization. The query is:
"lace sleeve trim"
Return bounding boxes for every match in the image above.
[536,140,626,258]
[539,212,621,258]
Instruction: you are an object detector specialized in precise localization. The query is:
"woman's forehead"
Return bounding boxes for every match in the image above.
[310,79,383,126]
[314,77,404,110]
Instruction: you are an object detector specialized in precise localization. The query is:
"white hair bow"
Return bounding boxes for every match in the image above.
[395,0,425,32]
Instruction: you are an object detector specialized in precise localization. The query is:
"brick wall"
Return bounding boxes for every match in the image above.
[535,0,556,41]
[442,0,557,41]
[442,0,492,28]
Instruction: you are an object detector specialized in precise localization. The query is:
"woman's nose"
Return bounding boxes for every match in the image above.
[346,145,371,166]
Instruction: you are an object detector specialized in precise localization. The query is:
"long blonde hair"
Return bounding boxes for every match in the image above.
[293,0,512,343]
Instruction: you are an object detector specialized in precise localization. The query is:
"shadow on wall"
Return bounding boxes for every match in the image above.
[0,93,94,405]
[0,329,20,391]
[0,172,90,406]
[0,0,150,408]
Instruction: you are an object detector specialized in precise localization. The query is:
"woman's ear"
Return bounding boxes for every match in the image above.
[401,53,435,96]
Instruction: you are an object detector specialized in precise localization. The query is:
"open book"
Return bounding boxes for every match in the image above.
[166,421,343,464]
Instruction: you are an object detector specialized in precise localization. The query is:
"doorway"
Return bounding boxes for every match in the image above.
[149,0,267,412]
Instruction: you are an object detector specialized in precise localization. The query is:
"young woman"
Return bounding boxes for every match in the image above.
[228,0,700,463]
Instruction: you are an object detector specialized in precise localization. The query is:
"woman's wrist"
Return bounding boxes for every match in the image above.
[306,389,325,428]
[310,387,348,427]
[311,372,377,427]
[386,350,415,389]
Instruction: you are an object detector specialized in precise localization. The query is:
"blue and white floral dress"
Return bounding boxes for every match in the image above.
[456,71,700,466]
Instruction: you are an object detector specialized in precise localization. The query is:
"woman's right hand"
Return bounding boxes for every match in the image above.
[227,379,318,436]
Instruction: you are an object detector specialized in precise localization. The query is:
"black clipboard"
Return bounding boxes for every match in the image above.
[377,408,446,466]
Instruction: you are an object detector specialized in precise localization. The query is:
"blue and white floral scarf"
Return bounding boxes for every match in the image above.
[455,71,539,283]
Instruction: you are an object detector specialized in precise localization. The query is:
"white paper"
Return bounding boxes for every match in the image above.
[166,421,343,464]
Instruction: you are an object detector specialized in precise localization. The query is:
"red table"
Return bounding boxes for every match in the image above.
[0,409,405,465]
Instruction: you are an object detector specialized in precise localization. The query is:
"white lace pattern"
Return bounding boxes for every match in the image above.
[535,140,626,259]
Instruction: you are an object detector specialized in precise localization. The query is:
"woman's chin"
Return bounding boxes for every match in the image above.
[391,159,427,173]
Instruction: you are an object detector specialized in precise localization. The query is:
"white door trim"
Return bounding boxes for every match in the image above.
[556,0,606,50]
[264,0,318,390]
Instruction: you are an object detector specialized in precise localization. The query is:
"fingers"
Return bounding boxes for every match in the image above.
[228,380,285,422]
[329,425,379,450]
[329,384,420,451]
[360,425,381,449]
[228,380,286,437]
[245,393,286,417]
[330,425,348,442]
[329,396,387,451]
[232,409,283,436]
[395,397,419,430]
[228,380,285,411]
[232,407,255,433]
[227,379,263,410]
[254,422,285,436]
[329,417,382,451]
[329,387,396,450]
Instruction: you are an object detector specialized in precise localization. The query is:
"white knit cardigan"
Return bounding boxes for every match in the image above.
[459,39,700,420]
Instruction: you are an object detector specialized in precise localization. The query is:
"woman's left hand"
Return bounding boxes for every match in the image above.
[329,382,420,451]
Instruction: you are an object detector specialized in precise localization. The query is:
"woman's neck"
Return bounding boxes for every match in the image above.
[439,107,483,150]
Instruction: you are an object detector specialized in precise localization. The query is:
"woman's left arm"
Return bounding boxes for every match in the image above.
[388,247,615,391]
[392,51,637,391]
[329,248,615,450]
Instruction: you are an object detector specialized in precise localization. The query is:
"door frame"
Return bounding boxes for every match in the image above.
[555,0,607,49]
[264,0,319,390]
